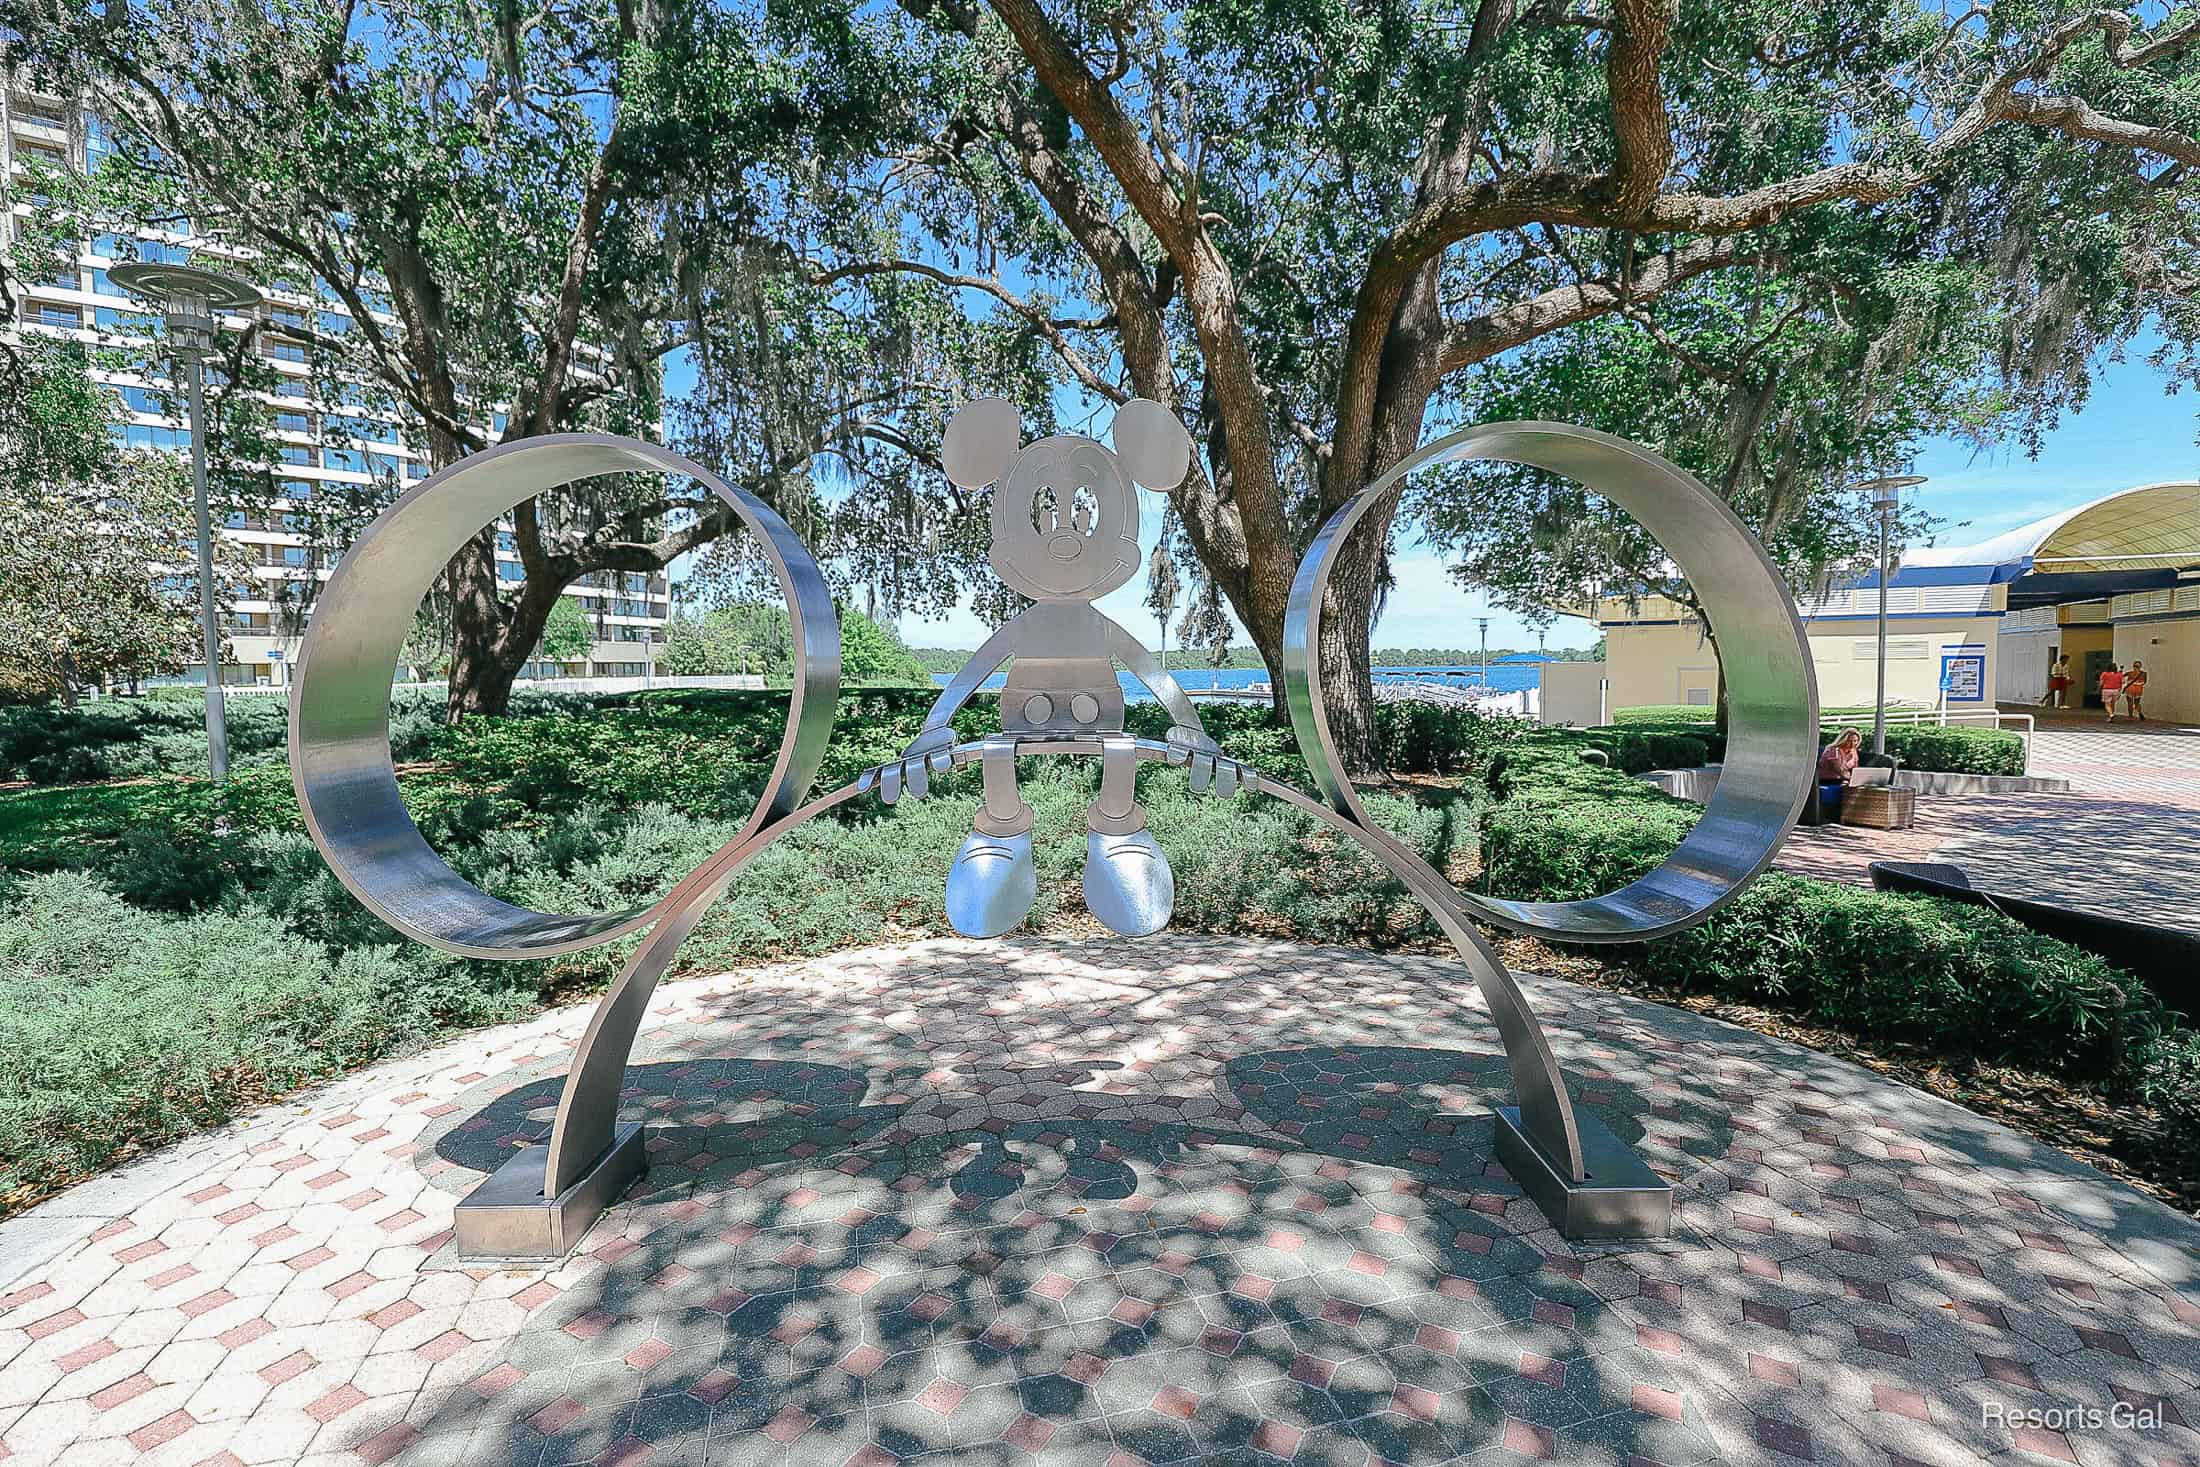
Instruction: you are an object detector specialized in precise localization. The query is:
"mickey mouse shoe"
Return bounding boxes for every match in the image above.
[1082,829,1174,937]
[945,829,1038,939]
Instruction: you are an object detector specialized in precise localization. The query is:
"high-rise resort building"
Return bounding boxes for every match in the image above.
[4,82,670,690]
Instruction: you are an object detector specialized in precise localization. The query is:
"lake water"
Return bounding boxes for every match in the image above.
[932,662,1544,702]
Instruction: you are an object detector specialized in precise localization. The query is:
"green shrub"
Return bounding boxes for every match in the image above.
[1641,733,1710,769]
[1615,720,1729,762]
[1483,797,1701,902]
[0,688,608,786]
[1481,726,2162,1085]
[1574,728,1653,773]
[1630,875,2157,1078]
[0,873,535,1204]
[1883,725,2026,775]
[2130,1030,2200,1134]
[1588,718,2023,776]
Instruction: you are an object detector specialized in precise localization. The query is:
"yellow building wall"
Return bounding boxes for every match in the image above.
[1602,609,2003,714]
[1797,615,2002,711]
[2114,617,2200,721]
[1602,620,1723,710]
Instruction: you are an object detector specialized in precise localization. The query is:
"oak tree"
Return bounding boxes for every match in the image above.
[877,0,2200,765]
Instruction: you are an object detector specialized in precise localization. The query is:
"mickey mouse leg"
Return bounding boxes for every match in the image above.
[945,738,1038,939]
[1082,734,1173,936]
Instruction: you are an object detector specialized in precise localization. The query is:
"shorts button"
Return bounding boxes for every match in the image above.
[1022,693,1055,723]
[1070,693,1100,723]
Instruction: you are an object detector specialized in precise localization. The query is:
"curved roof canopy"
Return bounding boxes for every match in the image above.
[1910,481,2200,575]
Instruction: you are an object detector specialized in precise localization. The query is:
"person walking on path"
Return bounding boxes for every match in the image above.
[2126,660,2149,721]
[2101,662,2125,721]
[2042,654,2072,708]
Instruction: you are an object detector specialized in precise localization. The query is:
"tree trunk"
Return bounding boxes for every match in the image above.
[444,538,580,720]
[443,528,519,720]
[1313,265,1447,774]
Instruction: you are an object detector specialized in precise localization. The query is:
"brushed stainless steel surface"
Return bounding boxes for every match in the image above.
[946,831,1039,938]
[301,423,1695,1249]
[452,1122,645,1260]
[288,433,840,959]
[1493,1106,1672,1239]
[1081,829,1174,937]
[1283,421,1818,944]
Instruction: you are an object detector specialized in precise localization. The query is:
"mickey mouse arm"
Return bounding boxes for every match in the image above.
[1102,615,1214,752]
[909,621,1020,753]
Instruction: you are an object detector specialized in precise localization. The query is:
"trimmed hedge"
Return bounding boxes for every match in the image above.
[1633,876,2148,1079]
[1478,729,2179,1098]
[0,683,1525,798]
[0,688,593,785]
[1591,717,2025,776]
[1882,724,2027,776]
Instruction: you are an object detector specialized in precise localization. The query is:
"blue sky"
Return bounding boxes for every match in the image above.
[674,337,2197,656]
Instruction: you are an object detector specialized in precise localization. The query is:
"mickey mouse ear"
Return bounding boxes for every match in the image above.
[1112,399,1192,490]
[943,398,1022,489]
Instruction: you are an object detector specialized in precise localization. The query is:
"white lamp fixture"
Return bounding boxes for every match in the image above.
[1852,474,1928,760]
[108,260,265,781]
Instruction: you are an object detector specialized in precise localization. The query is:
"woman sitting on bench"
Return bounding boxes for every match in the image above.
[1809,727,1864,823]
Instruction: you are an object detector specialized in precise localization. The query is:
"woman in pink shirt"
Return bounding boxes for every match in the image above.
[1807,728,1863,822]
[2100,664,2125,721]
[1817,728,1863,784]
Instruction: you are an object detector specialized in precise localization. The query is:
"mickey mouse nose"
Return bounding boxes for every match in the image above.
[1045,529,1083,561]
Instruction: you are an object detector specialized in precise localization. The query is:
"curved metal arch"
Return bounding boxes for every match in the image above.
[287,433,841,961]
[1285,420,1820,944]
[540,739,1587,1193]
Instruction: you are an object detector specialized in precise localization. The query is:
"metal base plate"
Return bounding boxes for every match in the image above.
[453,1123,646,1260]
[1493,1107,1672,1239]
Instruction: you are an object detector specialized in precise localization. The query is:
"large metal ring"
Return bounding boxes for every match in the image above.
[1284,421,1818,943]
[288,433,840,959]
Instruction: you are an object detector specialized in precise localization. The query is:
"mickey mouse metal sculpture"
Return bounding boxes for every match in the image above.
[862,398,1246,939]
[289,415,1819,1260]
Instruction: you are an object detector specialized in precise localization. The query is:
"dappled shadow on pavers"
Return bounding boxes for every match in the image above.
[10,937,2197,1466]
[391,945,1725,1464]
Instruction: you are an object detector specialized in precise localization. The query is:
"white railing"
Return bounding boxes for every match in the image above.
[1819,706,2036,761]
[1835,707,2034,737]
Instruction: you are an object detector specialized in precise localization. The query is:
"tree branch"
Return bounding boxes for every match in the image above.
[812,258,1124,402]
[1437,239,1767,373]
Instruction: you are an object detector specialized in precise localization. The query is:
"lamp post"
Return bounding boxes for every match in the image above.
[110,261,264,782]
[1477,616,1489,684]
[1856,474,1927,761]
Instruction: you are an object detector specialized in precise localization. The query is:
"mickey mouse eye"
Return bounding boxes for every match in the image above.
[1028,486,1059,534]
[1071,487,1098,535]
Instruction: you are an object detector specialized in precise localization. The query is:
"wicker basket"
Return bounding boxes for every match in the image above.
[1839,785,1917,830]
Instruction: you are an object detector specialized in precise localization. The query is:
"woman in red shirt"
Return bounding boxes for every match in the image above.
[2100,664,2125,721]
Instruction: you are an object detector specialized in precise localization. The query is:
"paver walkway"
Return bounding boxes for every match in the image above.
[1778,718,2200,934]
[3,937,2198,1467]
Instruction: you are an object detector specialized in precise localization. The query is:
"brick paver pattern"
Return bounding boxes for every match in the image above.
[1779,715,2200,935]
[2,937,2198,1465]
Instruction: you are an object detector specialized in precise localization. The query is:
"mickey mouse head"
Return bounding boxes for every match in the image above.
[943,398,1192,602]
